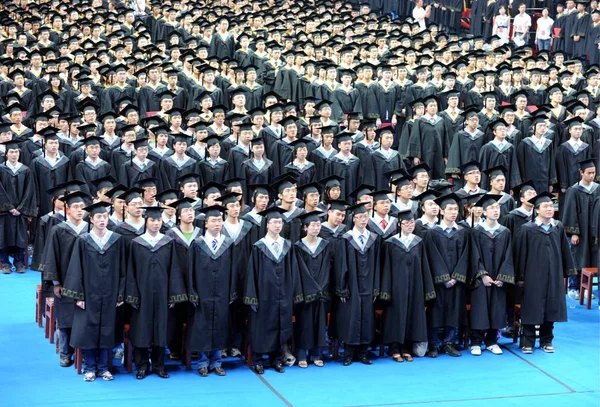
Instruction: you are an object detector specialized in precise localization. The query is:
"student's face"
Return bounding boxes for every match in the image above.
[537,202,555,220]
[179,207,195,224]
[305,220,322,237]
[423,200,439,217]
[6,148,19,163]
[328,209,346,226]
[375,200,391,215]
[339,140,352,153]
[113,198,125,215]
[582,167,596,184]
[46,139,60,154]
[485,203,501,221]
[285,123,297,138]
[441,204,459,222]
[205,215,223,234]
[490,175,506,192]
[182,182,198,198]
[569,126,583,139]
[127,198,144,217]
[87,144,101,158]
[400,218,416,234]
[353,212,369,228]
[91,212,109,231]
[253,193,269,210]
[146,217,163,233]
[465,170,481,185]
[67,202,86,221]
[175,141,188,154]
[414,172,429,188]
[279,186,297,204]
[328,186,341,200]
[267,218,283,235]
[305,192,320,208]
[226,201,241,218]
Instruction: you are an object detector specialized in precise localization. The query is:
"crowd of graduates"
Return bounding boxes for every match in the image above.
[0,0,598,383]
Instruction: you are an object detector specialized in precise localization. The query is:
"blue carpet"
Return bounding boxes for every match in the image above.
[1,271,599,407]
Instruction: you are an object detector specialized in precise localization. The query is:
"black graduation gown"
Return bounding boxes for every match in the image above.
[62,233,126,349]
[243,239,303,354]
[366,82,403,123]
[479,142,519,191]
[327,154,362,202]
[138,83,168,118]
[118,160,159,190]
[513,137,558,193]
[242,159,273,203]
[553,12,568,52]
[334,231,380,345]
[364,149,405,190]
[561,183,600,270]
[240,212,266,246]
[75,160,114,197]
[209,33,235,59]
[198,157,229,184]
[159,156,199,191]
[318,223,347,243]
[32,155,71,217]
[186,236,238,352]
[42,221,88,329]
[446,130,486,177]
[227,145,250,179]
[311,147,337,181]
[112,222,144,251]
[380,235,435,345]
[469,225,514,330]
[423,225,469,328]
[556,142,591,190]
[125,235,187,348]
[514,221,576,325]
[367,216,398,240]
[31,211,64,272]
[0,164,37,249]
[101,84,137,115]
[586,21,600,65]
[270,139,295,177]
[284,162,316,185]
[407,116,449,179]
[293,239,334,349]
[281,207,304,243]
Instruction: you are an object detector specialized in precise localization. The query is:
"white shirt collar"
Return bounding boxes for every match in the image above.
[481,221,500,233]
[350,228,370,248]
[65,219,87,234]
[203,232,224,253]
[263,234,284,257]
[132,156,149,167]
[398,233,415,247]
[140,232,163,247]
[90,230,113,249]
[419,215,438,227]
[5,161,22,173]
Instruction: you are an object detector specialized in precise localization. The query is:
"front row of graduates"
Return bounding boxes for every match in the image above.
[54,181,576,380]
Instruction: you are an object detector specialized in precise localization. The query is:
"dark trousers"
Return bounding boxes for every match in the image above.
[252,351,279,366]
[83,348,110,375]
[521,322,555,348]
[568,272,581,290]
[134,346,165,371]
[0,247,26,268]
[471,329,499,346]
[345,344,368,359]
[389,342,412,355]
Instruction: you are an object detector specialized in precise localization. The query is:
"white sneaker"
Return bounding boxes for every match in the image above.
[585,290,596,299]
[100,371,114,381]
[83,372,96,382]
[486,344,503,355]
[568,289,581,300]
[470,346,482,356]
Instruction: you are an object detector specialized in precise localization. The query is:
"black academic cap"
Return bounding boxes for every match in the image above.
[320,125,337,135]
[394,209,415,222]
[484,165,508,179]
[463,107,479,120]
[349,183,375,200]
[273,174,298,194]
[198,204,227,218]
[474,194,502,210]
[298,182,323,196]
[204,134,222,147]
[135,178,158,189]
[298,210,326,225]
[347,202,370,216]
[257,206,288,220]
[84,201,112,216]
[248,183,271,197]
[578,158,596,171]
[512,180,536,198]
[59,190,89,206]
[133,137,150,149]
[334,131,355,143]
[154,189,180,203]
[459,161,481,175]
[319,175,344,188]
[168,197,196,212]
[105,184,128,200]
[326,200,348,211]
[281,116,298,128]
[92,175,118,192]
[491,118,508,130]
[434,193,461,209]
[220,192,242,206]
[409,164,431,178]
[367,190,392,203]
[173,133,192,144]
[176,173,200,187]
[198,181,224,199]
[224,177,245,188]
[527,191,554,207]
[143,206,167,219]
[414,189,441,204]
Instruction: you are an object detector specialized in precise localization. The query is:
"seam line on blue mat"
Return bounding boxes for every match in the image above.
[254,372,294,407]
[502,345,577,392]
[341,390,598,407]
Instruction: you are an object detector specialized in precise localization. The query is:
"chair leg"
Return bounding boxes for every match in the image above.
[185,349,192,371]
[55,332,59,354]
[75,349,82,374]
[333,340,339,360]
[579,275,585,306]
[246,344,252,368]
[586,277,593,310]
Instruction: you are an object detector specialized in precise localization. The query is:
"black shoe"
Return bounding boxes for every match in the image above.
[59,355,73,367]
[443,343,461,357]
[359,357,372,365]
[156,369,170,378]
[272,362,285,373]
[253,364,264,374]
[136,369,147,380]
[427,348,439,358]
[198,367,209,377]
[212,367,226,376]
[343,357,353,366]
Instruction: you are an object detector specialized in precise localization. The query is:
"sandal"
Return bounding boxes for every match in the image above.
[392,353,404,363]
[401,353,413,362]
[298,361,308,368]
[313,360,324,367]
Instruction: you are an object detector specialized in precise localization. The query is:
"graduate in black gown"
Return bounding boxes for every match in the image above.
[446,108,486,179]
[198,135,229,184]
[335,202,381,366]
[118,137,159,189]
[293,211,335,368]
[125,206,187,380]
[366,190,398,239]
[243,207,303,374]
[159,134,199,190]
[514,192,576,354]
[423,193,470,358]
[328,131,363,202]
[363,127,405,190]
[483,166,515,218]
[42,191,90,367]
[479,118,520,192]
[0,140,37,273]
[556,117,592,194]
[186,205,238,377]
[318,199,348,242]
[560,159,600,294]
[241,184,269,245]
[74,136,114,197]
[62,202,126,381]
[468,195,514,356]
[241,136,273,202]
[209,17,236,59]
[274,175,304,243]
[381,209,436,361]
[112,188,146,249]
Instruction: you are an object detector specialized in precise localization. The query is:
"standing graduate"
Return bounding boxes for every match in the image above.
[241,136,273,201]
[125,206,187,379]
[186,205,238,377]
[446,109,486,180]
[42,191,90,367]
[112,188,147,248]
[62,202,126,382]
[335,202,381,366]
[198,135,230,184]
[0,140,37,273]
[514,192,576,354]
[318,200,348,242]
[74,136,114,197]
[366,190,398,239]
[159,133,199,190]
[363,128,405,190]
[423,193,470,358]
[241,184,270,244]
[483,166,515,218]
[561,159,600,297]
[468,195,514,356]
[244,207,303,374]
[274,175,305,243]
[414,190,441,238]
[311,126,338,181]
[118,137,159,189]
[556,117,592,194]
[329,131,363,202]
[294,211,335,368]
[381,209,436,362]
[479,119,519,192]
